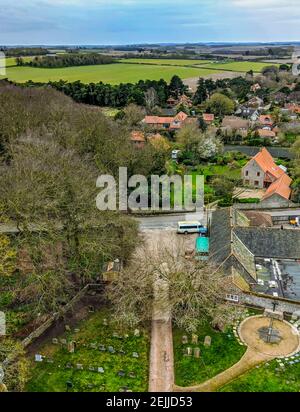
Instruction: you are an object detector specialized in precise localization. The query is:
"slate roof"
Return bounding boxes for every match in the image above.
[209,208,232,265]
[233,227,300,259]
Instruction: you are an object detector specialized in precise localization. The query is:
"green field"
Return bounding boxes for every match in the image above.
[0,63,219,84]
[2,57,33,67]
[203,61,277,73]
[121,58,212,66]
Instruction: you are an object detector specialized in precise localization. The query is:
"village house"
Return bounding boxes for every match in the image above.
[130,131,146,149]
[221,116,250,137]
[167,94,193,108]
[236,106,260,121]
[250,83,261,93]
[285,103,300,115]
[242,147,292,205]
[142,111,189,131]
[203,113,215,125]
[258,114,274,128]
[257,129,276,139]
[247,96,264,108]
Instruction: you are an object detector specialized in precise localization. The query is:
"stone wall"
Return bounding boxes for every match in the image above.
[240,292,300,314]
[242,159,266,188]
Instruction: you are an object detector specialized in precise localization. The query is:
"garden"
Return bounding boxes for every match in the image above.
[25,309,150,392]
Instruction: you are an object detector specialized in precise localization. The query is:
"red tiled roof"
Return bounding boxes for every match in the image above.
[252,147,285,180]
[130,131,146,142]
[173,111,188,122]
[143,116,173,125]
[286,103,300,114]
[259,115,274,125]
[263,173,292,201]
[258,129,276,138]
[203,113,215,122]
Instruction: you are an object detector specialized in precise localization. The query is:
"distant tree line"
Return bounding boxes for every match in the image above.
[0,47,48,57]
[16,53,115,68]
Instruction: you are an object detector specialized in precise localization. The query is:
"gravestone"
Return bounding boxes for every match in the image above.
[60,339,67,345]
[132,352,139,358]
[97,367,105,373]
[76,364,83,370]
[128,372,136,378]
[99,344,106,352]
[90,343,97,349]
[66,363,73,369]
[35,354,43,362]
[194,348,201,358]
[103,318,108,326]
[65,325,71,332]
[186,347,192,356]
[74,328,80,333]
[52,338,58,345]
[88,366,95,371]
[119,349,126,355]
[204,336,212,347]
[182,335,188,345]
[118,370,126,377]
[108,346,115,353]
[124,334,129,339]
[88,306,95,313]
[134,329,140,337]
[67,341,75,353]
[191,334,198,345]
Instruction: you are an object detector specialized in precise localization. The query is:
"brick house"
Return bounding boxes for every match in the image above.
[142,111,188,131]
[242,147,292,204]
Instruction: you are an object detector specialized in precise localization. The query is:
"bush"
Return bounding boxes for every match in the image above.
[236,198,260,204]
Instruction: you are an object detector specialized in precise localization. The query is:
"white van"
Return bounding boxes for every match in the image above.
[177,221,207,235]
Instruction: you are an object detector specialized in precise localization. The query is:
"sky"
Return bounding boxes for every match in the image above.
[0,0,299,45]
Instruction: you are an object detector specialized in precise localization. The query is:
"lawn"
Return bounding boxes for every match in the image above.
[203,61,278,73]
[26,309,150,392]
[220,357,300,392]
[174,321,246,387]
[0,63,218,84]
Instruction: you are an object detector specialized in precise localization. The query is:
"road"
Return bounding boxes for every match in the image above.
[135,211,207,232]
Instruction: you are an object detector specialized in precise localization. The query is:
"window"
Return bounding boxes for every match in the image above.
[226,294,239,303]
[257,172,260,177]
[254,181,259,186]
[245,171,249,176]
[245,180,250,185]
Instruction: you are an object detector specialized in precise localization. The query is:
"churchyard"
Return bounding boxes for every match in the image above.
[25,309,150,392]
[173,318,247,387]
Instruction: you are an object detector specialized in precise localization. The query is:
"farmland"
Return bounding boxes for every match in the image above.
[0,62,218,84]
[0,56,274,85]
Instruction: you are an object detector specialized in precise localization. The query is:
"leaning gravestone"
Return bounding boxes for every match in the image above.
[191,334,198,345]
[182,335,188,344]
[194,348,201,358]
[204,336,212,347]
[60,339,67,345]
[67,341,75,353]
